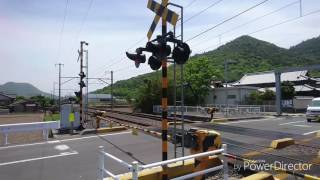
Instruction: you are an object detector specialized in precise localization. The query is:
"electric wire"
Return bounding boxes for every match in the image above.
[74,0,94,41]
[57,0,69,59]
[197,8,320,53]
[186,0,271,42]
[185,0,197,8]
[183,0,224,24]
[192,0,300,49]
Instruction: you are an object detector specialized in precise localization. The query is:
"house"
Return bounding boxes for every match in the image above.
[8,99,39,112]
[232,70,320,96]
[0,93,15,106]
[86,94,112,104]
[205,86,259,105]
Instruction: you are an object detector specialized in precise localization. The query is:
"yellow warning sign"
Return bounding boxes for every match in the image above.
[69,113,75,122]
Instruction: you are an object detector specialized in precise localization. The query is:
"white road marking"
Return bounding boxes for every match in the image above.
[54,144,70,151]
[279,121,304,125]
[292,125,312,128]
[303,130,320,135]
[0,131,131,150]
[0,151,78,166]
[221,118,280,124]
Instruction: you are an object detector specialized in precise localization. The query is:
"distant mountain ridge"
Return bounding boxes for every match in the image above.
[96,35,320,98]
[0,82,50,97]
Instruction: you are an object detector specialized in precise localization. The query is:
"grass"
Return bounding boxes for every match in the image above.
[44,113,60,121]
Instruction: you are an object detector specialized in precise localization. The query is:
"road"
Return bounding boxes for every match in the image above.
[0,115,319,180]
[0,131,182,180]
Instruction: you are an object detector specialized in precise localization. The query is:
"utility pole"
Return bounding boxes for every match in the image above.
[55,63,64,113]
[84,50,89,122]
[224,59,237,116]
[78,41,88,129]
[111,71,114,112]
[161,9,169,180]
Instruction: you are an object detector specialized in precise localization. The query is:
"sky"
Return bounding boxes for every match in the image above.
[0,0,319,96]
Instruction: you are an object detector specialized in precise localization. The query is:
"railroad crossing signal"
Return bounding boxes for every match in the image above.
[146,0,179,40]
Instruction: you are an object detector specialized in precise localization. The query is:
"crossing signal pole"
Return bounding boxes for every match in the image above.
[161,8,169,180]
[126,1,190,179]
[78,41,88,129]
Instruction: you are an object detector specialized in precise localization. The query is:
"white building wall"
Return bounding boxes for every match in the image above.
[205,87,258,105]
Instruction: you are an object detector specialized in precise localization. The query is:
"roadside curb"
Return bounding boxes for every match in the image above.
[96,126,127,134]
[210,116,265,123]
[241,171,274,180]
[79,126,127,135]
[270,138,295,149]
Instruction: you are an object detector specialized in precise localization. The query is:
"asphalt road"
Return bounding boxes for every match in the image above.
[0,131,182,180]
[1,115,319,180]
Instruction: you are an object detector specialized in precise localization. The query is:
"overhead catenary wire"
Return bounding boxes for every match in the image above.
[197,8,320,53]
[74,0,94,41]
[186,0,271,42]
[192,0,300,50]
[57,0,69,59]
[183,0,224,24]
[91,36,146,77]
[185,0,198,8]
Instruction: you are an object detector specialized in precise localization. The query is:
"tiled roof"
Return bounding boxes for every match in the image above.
[233,70,308,86]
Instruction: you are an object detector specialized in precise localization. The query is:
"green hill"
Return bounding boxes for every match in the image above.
[0,82,50,97]
[96,35,320,99]
[289,35,320,61]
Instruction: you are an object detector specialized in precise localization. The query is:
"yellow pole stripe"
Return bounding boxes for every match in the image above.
[162,98,167,108]
[162,78,168,88]
[162,120,168,128]
[162,142,168,152]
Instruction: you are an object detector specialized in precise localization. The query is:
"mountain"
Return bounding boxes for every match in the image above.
[0,82,50,97]
[96,35,320,98]
[289,35,320,61]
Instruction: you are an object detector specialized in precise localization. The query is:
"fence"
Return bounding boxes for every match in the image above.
[0,121,60,145]
[98,144,228,180]
[153,104,276,117]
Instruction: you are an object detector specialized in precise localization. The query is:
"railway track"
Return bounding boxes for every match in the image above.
[88,108,320,177]
[89,107,198,123]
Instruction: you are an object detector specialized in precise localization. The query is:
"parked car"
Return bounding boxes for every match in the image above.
[306,97,320,122]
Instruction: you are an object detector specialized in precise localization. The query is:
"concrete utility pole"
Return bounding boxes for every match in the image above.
[55,63,64,112]
[79,41,88,129]
[111,71,114,112]
[84,50,89,122]
[275,71,282,116]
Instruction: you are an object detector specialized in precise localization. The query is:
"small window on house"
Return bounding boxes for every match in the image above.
[227,95,236,99]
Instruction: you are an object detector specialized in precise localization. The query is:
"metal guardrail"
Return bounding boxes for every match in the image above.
[98,144,228,180]
[153,104,277,116]
[0,121,60,145]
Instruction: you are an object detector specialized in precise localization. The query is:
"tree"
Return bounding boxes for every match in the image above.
[184,57,220,105]
[261,89,275,101]
[134,78,161,113]
[247,90,275,104]
[30,95,53,108]
[281,81,296,99]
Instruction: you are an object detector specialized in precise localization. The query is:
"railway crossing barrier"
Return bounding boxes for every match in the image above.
[0,121,60,145]
[98,144,228,180]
